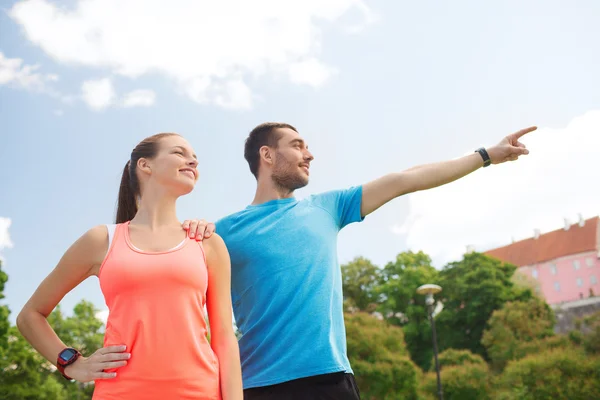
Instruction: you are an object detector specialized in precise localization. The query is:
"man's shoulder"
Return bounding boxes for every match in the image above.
[306,186,363,204]
[215,209,248,234]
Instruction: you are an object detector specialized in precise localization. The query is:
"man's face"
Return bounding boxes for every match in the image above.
[271,128,314,191]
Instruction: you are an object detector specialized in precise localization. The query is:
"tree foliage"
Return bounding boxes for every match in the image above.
[377,251,439,370]
[0,262,103,399]
[48,301,104,399]
[345,312,420,400]
[0,261,67,399]
[341,257,382,312]
[422,349,490,400]
[435,252,532,358]
[495,348,600,400]
[422,362,491,400]
[572,310,600,355]
[433,348,486,371]
[482,298,556,371]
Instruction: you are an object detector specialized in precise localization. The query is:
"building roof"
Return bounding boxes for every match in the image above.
[484,217,599,266]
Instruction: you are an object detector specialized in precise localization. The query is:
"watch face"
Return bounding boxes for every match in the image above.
[59,348,78,362]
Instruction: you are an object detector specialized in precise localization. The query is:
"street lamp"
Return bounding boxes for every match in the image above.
[417,284,443,400]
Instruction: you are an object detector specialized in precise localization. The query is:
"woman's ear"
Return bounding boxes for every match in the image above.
[137,157,152,176]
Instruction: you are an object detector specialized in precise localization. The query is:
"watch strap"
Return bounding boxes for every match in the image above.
[57,348,81,380]
[475,147,491,167]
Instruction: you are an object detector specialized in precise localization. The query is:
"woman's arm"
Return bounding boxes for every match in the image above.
[204,234,243,400]
[16,225,129,382]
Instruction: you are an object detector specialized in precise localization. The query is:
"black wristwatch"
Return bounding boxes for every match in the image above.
[475,147,491,167]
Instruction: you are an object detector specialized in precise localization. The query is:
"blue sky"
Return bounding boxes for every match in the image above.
[1,0,599,322]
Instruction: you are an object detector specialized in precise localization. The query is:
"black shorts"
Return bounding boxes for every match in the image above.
[243,372,361,400]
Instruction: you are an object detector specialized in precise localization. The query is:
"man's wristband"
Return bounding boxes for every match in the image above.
[475,147,491,167]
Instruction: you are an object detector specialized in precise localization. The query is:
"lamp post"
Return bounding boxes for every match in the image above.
[417,284,443,400]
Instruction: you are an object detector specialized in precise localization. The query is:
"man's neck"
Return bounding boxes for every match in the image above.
[251,177,295,205]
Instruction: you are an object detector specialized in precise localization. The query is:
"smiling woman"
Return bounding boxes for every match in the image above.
[116,133,199,223]
[15,133,243,400]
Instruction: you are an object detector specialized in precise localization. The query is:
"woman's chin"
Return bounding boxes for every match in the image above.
[173,182,196,197]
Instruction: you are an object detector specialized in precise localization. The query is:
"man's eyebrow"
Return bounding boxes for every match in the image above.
[289,138,305,145]
[173,145,197,159]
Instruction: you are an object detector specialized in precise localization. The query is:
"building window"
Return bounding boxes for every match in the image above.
[532,269,538,279]
[550,263,557,275]
[592,275,598,285]
[576,277,583,287]
[587,257,594,267]
[554,282,561,292]
[573,260,581,270]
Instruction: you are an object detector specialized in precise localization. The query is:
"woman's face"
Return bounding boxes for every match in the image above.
[142,135,199,197]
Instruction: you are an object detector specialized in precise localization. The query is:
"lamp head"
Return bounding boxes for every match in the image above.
[416,284,442,296]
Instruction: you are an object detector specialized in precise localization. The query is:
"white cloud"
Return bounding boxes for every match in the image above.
[81,78,116,110]
[95,309,109,324]
[392,110,600,266]
[288,58,337,87]
[121,89,156,108]
[0,51,57,90]
[0,217,15,262]
[81,80,157,110]
[9,0,376,109]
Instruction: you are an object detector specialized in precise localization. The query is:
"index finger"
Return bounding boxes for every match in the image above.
[511,126,537,140]
[100,345,127,354]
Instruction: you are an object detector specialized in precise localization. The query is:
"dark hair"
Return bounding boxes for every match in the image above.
[244,122,297,179]
[115,133,179,223]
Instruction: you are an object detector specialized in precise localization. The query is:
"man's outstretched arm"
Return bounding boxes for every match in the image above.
[360,126,537,217]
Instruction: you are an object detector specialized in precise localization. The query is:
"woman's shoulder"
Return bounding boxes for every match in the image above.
[74,224,112,252]
[201,233,229,262]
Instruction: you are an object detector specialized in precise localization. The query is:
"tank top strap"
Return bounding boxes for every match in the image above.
[99,223,127,277]
[106,224,117,250]
[112,222,128,250]
[195,239,208,267]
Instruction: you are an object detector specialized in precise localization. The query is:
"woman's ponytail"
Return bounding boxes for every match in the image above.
[115,161,138,223]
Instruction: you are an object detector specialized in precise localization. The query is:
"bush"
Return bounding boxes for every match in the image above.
[482,299,555,371]
[422,362,491,400]
[345,312,420,400]
[495,348,600,399]
[574,310,600,355]
[514,335,571,359]
[431,348,486,371]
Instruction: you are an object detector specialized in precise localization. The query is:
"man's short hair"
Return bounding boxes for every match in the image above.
[244,122,297,179]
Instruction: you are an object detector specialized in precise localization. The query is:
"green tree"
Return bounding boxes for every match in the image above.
[435,252,532,358]
[345,312,420,400]
[0,263,9,347]
[377,251,439,370]
[341,257,382,312]
[422,362,491,400]
[0,261,67,399]
[48,300,105,399]
[572,310,600,355]
[495,348,600,399]
[422,349,490,400]
[432,348,486,371]
[481,298,556,371]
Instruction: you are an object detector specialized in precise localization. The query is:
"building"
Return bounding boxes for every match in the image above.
[484,216,600,305]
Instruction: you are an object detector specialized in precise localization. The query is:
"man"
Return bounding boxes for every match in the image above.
[186,122,535,399]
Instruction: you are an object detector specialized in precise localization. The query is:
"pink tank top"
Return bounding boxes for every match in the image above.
[94,222,221,399]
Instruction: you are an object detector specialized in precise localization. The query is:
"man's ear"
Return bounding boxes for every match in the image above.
[259,146,274,166]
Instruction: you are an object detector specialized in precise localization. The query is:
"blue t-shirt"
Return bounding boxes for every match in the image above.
[215,186,364,389]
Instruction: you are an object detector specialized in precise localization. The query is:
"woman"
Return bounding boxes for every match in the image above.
[16,133,243,399]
